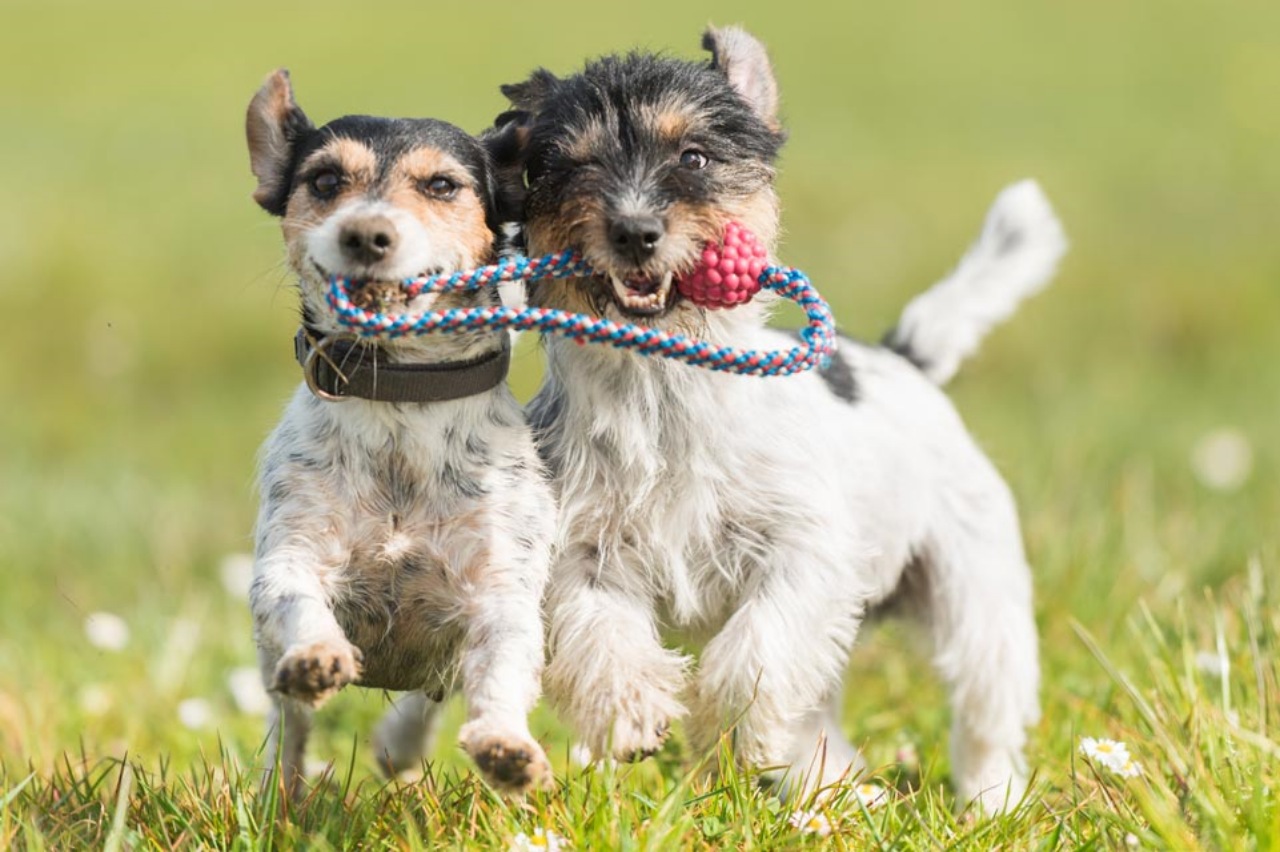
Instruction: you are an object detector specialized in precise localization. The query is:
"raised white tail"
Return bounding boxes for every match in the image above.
[883,180,1067,386]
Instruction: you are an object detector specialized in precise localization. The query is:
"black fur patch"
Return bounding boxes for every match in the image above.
[505,52,784,244]
[799,331,860,404]
[881,328,933,377]
[272,115,503,233]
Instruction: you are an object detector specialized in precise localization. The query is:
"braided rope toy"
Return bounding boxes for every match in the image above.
[325,224,837,378]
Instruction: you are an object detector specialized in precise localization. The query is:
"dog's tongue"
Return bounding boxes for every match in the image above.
[677,222,768,309]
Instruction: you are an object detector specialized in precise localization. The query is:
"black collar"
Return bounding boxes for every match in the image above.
[294,327,511,403]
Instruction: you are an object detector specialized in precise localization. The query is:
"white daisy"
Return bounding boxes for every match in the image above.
[1194,650,1228,679]
[854,782,889,810]
[1081,737,1143,777]
[78,684,113,717]
[177,697,214,730]
[227,666,272,715]
[510,828,569,852]
[1125,832,1140,847]
[788,809,832,837]
[84,612,130,651]
[1113,758,1143,778]
[1080,737,1129,766]
[1190,428,1253,492]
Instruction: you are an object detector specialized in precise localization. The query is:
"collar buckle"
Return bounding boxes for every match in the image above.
[298,330,361,402]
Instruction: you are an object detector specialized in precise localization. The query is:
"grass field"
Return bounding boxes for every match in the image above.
[2,0,1278,847]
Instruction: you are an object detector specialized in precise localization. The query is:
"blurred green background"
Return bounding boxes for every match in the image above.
[1,0,1275,776]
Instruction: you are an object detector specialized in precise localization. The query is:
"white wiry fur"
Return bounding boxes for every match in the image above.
[886,179,1067,386]
[253,377,554,796]
[246,99,554,793]
[530,183,1058,813]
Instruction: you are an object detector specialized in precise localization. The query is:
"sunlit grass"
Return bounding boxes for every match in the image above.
[1,0,1277,847]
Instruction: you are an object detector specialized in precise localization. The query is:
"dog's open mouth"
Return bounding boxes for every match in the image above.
[598,271,679,317]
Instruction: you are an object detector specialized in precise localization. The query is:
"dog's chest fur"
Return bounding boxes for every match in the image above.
[529,316,884,627]
[256,386,551,693]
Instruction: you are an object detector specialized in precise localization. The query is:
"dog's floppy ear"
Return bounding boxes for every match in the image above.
[482,109,534,224]
[499,69,560,115]
[246,69,314,216]
[702,25,780,130]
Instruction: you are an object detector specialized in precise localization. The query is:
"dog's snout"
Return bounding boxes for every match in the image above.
[339,216,399,265]
[608,215,665,265]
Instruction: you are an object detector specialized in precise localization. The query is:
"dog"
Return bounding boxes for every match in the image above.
[495,27,1066,811]
[244,69,554,796]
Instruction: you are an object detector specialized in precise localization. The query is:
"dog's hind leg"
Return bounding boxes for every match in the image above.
[768,690,866,801]
[260,660,315,799]
[920,470,1040,814]
[373,691,444,778]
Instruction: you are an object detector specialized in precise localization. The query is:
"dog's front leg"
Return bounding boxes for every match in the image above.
[544,549,691,763]
[688,552,865,791]
[456,568,552,793]
[251,542,362,794]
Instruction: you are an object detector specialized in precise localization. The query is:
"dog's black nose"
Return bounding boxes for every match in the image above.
[608,215,664,264]
[339,216,399,265]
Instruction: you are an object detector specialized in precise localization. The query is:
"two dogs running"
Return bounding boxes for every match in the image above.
[246,25,1066,813]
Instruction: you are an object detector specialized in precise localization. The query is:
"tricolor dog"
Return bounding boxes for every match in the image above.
[496,27,1066,810]
[244,70,553,795]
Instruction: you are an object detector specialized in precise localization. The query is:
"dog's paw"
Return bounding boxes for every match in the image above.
[272,640,362,706]
[611,715,673,763]
[597,685,686,764]
[459,721,551,794]
[549,652,688,765]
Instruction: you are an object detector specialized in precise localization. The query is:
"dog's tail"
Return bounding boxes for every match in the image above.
[882,180,1067,386]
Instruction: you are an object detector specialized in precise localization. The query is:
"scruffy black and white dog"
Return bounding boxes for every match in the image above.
[497,28,1066,810]
[244,70,553,795]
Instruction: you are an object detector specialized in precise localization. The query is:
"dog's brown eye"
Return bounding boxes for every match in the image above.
[308,169,342,199]
[419,176,459,199]
[680,149,708,170]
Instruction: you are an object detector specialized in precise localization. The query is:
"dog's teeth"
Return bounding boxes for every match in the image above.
[606,271,674,313]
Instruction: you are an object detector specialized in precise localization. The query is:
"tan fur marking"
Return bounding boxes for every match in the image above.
[716,189,780,250]
[561,118,609,163]
[387,147,494,269]
[281,139,379,262]
[638,102,696,144]
[322,138,380,184]
[526,191,608,262]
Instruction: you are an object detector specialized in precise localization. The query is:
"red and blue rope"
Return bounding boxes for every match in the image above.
[325,251,837,378]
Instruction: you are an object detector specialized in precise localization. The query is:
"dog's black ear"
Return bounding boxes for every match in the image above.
[482,110,534,224]
[702,25,780,130]
[246,69,314,216]
[499,69,560,114]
